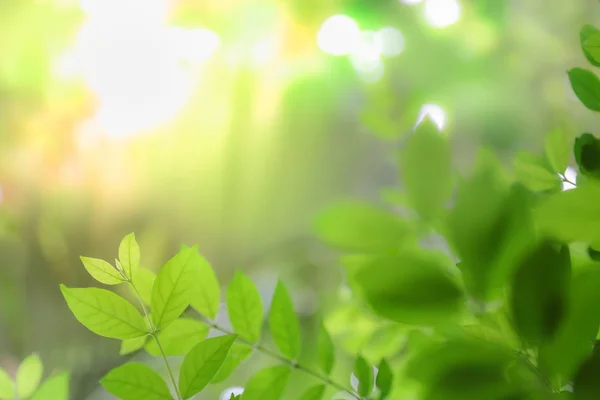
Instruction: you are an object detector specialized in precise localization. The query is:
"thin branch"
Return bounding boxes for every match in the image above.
[151,332,183,400]
[559,174,577,187]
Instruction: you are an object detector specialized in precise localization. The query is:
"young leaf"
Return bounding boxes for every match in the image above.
[399,118,453,221]
[313,201,410,253]
[509,241,571,345]
[354,355,374,397]
[512,151,561,192]
[317,323,334,376]
[574,133,600,179]
[297,384,326,400]
[130,268,156,306]
[16,353,43,399]
[568,68,600,112]
[60,285,149,339]
[545,128,570,175]
[240,365,291,400]
[584,31,600,65]
[145,318,209,357]
[581,25,600,67]
[178,334,236,399]
[80,257,124,285]
[119,233,140,280]
[227,271,264,343]
[268,281,301,360]
[120,336,148,355]
[211,343,253,384]
[189,253,220,319]
[573,343,600,399]
[151,247,199,329]
[30,372,70,400]
[101,363,172,400]
[376,359,393,400]
[0,368,14,400]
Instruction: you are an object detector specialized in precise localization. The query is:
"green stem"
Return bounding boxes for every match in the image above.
[151,332,182,400]
[559,174,577,187]
[192,313,362,400]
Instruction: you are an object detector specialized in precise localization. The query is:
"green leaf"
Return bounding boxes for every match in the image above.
[575,133,600,179]
[376,359,393,400]
[240,366,291,400]
[581,25,600,67]
[317,323,334,376]
[354,250,463,325]
[101,363,172,400]
[584,31,600,66]
[545,128,570,175]
[211,342,252,384]
[268,281,301,360]
[568,68,600,112]
[535,185,600,244]
[509,241,571,345]
[30,372,70,400]
[151,247,199,329]
[60,284,148,339]
[120,336,148,355]
[130,268,156,306]
[0,368,14,400]
[313,201,411,253]
[80,256,124,285]
[16,353,43,399]
[227,271,264,343]
[297,384,325,400]
[119,233,140,280]
[145,318,209,357]
[573,343,600,399]
[354,355,374,397]
[189,253,220,319]
[399,118,453,220]
[539,267,600,381]
[512,151,561,192]
[178,334,236,399]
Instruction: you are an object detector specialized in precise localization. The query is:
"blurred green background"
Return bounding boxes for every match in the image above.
[0,0,598,398]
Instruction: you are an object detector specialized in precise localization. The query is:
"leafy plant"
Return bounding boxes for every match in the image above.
[0,354,70,400]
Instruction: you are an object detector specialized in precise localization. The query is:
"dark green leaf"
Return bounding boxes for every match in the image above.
[354,355,374,397]
[269,281,301,360]
[101,363,172,400]
[240,366,290,400]
[227,271,264,343]
[30,372,70,400]
[317,323,334,376]
[588,246,600,261]
[545,128,570,175]
[80,257,124,285]
[211,343,252,384]
[581,25,600,67]
[568,68,600,112]
[60,285,148,339]
[399,118,453,220]
[573,342,600,400]
[16,354,43,399]
[178,335,236,399]
[574,133,600,178]
[512,151,561,192]
[119,233,140,280]
[376,359,393,400]
[189,253,220,319]
[145,318,209,356]
[297,384,326,400]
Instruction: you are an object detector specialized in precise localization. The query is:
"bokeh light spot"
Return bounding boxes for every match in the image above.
[415,104,447,130]
[424,0,461,28]
[220,387,244,400]
[374,27,405,57]
[317,15,361,56]
[400,0,424,4]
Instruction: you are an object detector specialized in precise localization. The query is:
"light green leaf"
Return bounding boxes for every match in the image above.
[227,271,264,343]
[240,366,291,400]
[0,368,14,400]
[145,318,209,357]
[80,256,124,285]
[545,128,570,175]
[60,284,148,339]
[30,372,70,400]
[101,363,172,400]
[130,268,156,306]
[581,25,600,67]
[399,118,453,221]
[297,384,325,400]
[16,353,43,399]
[354,355,374,397]
[269,281,301,360]
[376,359,393,400]
[568,68,600,112]
[120,336,148,355]
[584,31,600,65]
[151,247,199,329]
[119,233,140,280]
[178,335,236,399]
[189,253,220,319]
[317,323,334,376]
[512,151,561,192]
[211,343,252,384]
[313,201,410,253]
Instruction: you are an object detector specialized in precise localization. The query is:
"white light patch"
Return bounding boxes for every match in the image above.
[400,0,424,4]
[220,387,244,400]
[561,166,578,191]
[317,15,361,56]
[415,104,447,130]
[424,0,461,28]
[374,27,405,57]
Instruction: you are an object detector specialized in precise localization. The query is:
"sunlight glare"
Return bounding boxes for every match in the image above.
[561,166,577,191]
[415,104,447,130]
[220,387,244,400]
[400,0,424,4]
[317,15,361,56]
[424,0,461,28]
[374,27,405,57]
